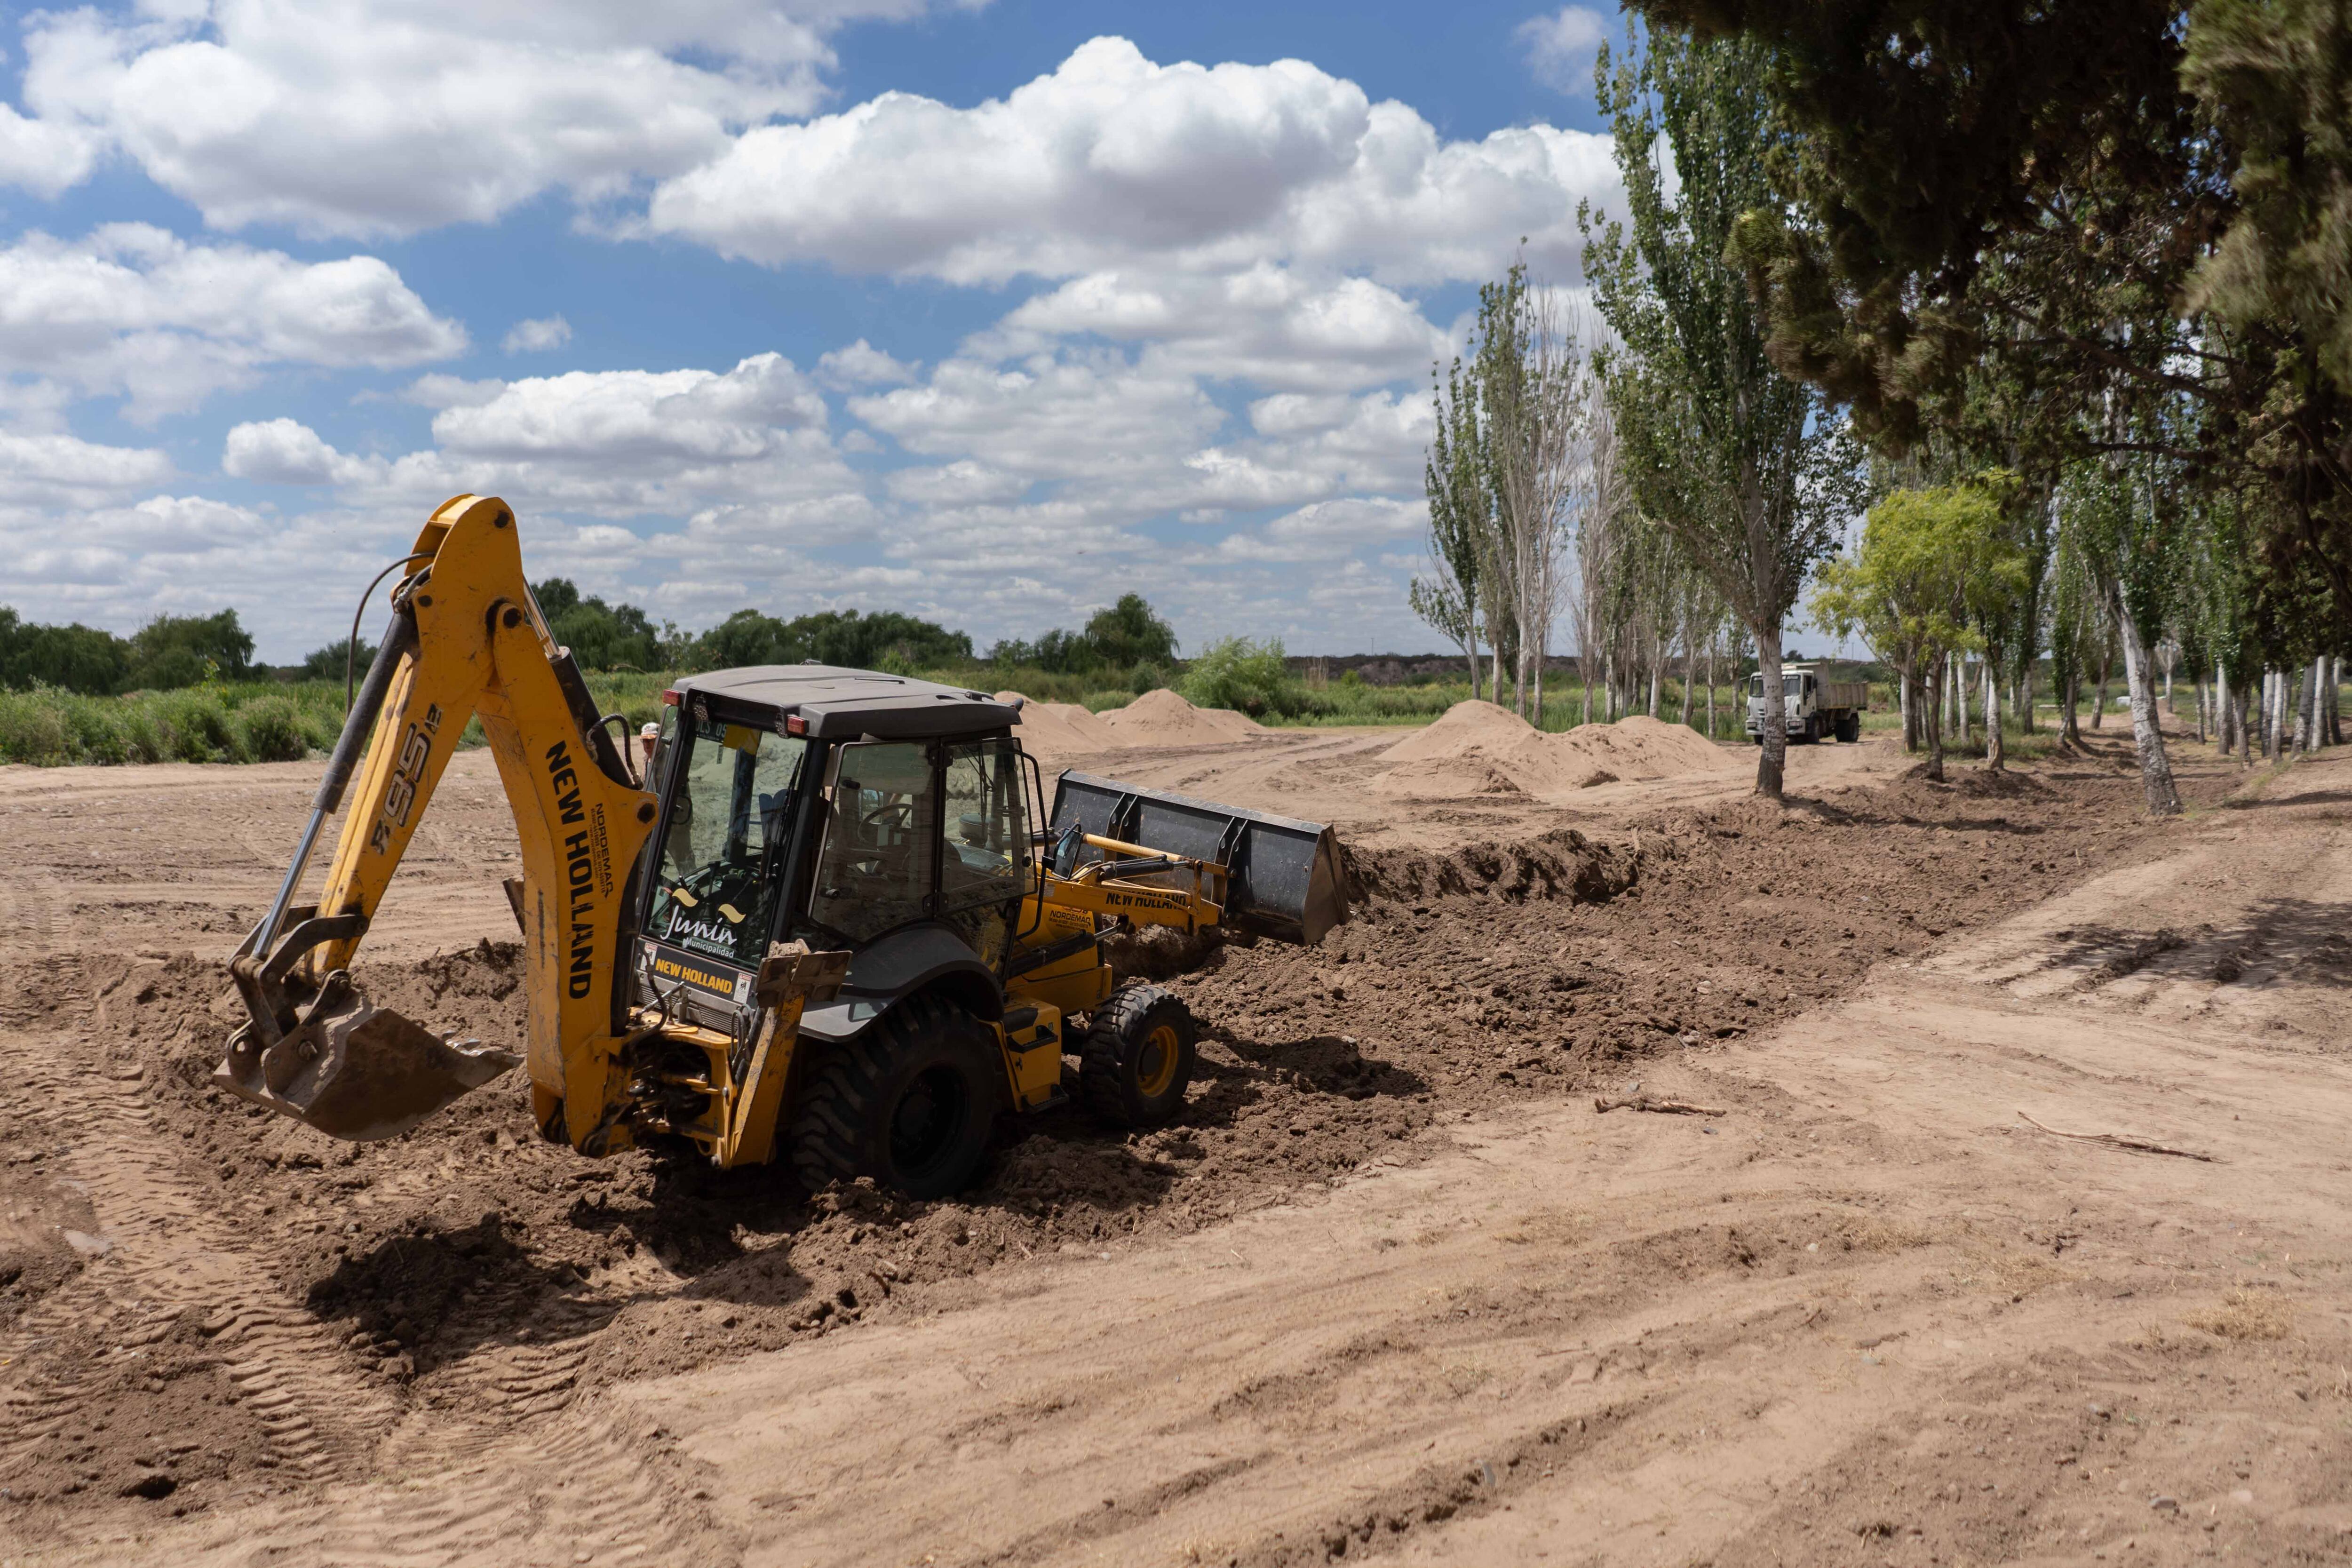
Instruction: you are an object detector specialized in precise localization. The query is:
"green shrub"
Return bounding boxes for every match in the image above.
[1181,636,1301,718]
[0,690,73,764]
[154,689,241,763]
[235,695,311,762]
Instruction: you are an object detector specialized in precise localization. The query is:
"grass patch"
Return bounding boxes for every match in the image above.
[2183,1289,2294,1341]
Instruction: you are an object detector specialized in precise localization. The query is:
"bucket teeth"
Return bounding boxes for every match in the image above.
[215,970,519,1142]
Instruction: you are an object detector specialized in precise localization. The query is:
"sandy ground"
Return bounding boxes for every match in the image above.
[1,726,2347,1567]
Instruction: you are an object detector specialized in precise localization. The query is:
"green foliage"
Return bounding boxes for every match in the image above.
[1584,24,1857,645]
[1814,484,1996,675]
[0,682,349,766]
[988,596,1176,676]
[1080,594,1178,668]
[1179,637,1296,717]
[126,610,254,690]
[684,606,974,672]
[300,638,375,683]
[0,610,131,694]
[1415,348,1492,688]
[1634,0,2351,624]
[233,695,312,763]
[533,578,660,671]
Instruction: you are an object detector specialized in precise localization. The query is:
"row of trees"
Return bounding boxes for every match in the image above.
[1416,5,2351,811]
[0,582,1185,691]
[0,607,257,695]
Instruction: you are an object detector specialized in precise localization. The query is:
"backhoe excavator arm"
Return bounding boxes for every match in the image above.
[219,493,659,1146]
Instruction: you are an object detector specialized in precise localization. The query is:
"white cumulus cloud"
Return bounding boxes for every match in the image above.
[502,315,572,354]
[647,36,1616,288]
[7,0,985,236]
[0,224,466,420]
[1517,7,1612,95]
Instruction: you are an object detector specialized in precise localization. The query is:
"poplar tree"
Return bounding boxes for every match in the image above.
[1582,24,1859,801]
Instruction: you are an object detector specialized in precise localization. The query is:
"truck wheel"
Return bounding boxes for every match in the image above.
[1836,714,1861,743]
[791,995,1001,1199]
[1080,983,1197,1129]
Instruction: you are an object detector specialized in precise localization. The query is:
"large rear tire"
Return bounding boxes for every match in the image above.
[1080,983,1197,1129]
[1835,713,1861,744]
[791,995,1001,1199]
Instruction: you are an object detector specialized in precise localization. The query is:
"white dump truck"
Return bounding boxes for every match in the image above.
[1745,663,1868,744]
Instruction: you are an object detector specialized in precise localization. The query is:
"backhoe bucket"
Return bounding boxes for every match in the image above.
[1050,771,1348,945]
[215,970,521,1142]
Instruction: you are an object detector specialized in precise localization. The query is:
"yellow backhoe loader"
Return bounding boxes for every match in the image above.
[218,494,1346,1195]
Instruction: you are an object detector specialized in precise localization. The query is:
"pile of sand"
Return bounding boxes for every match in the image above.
[995,692,1128,755]
[1373,701,1727,799]
[1098,688,1267,748]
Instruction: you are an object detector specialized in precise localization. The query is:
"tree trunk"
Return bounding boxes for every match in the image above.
[1755,623,1788,800]
[2302,657,2322,754]
[1467,628,1483,703]
[1925,654,1947,781]
[2060,669,2082,746]
[2217,661,2233,752]
[2114,595,2182,816]
[2019,663,2034,734]
[1706,638,1718,740]
[2091,642,2112,728]
[2241,681,2257,767]
[1985,653,2005,771]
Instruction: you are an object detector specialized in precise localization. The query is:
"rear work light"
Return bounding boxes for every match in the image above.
[786,714,807,736]
[660,689,680,706]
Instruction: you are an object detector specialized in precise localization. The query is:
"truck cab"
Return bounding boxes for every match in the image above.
[1745,664,1866,745]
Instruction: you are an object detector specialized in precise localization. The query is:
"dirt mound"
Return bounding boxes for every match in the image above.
[1098,688,1265,748]
[1375,706,1728,800]
[994,692,1128,756]
[1378,700,1537,763]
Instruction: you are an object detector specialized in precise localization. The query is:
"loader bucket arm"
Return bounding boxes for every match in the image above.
[218,494,658,1147]
[1047,772,1347,945]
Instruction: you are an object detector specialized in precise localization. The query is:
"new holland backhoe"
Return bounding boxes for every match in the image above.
[218,494,1346,1196]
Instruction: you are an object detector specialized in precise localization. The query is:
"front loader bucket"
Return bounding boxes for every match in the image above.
[215,970,520,1142]
[1050,771,1348,945]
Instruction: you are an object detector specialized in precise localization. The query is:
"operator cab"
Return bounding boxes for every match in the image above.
[633,666,1036,1033]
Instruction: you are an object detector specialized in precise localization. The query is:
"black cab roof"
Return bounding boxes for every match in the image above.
[669,664,1022,741]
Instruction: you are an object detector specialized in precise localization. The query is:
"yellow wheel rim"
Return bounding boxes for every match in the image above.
[1134,1022,1182,1098]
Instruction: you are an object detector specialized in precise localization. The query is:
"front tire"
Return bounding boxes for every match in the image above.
[791,995,1001,1198]
[1080,983,1197,1129]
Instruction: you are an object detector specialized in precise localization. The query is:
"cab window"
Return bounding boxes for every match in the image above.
[938,739,1031,964]
[806,742,938,944]
[646,717,806,967]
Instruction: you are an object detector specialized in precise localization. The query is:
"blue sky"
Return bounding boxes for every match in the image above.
[0,0,1630,661]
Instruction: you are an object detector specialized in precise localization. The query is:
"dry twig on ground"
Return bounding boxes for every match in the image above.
[2014,1110,2216,1162]
[1593,1096,1728,1117]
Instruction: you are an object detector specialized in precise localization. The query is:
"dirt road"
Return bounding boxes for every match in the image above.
[2,734,2346,1567]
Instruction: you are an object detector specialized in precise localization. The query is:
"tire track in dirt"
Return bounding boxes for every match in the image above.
[0,961,726,1566]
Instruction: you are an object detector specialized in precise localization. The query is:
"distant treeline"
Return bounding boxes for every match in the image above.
[0,607,263,695]
[0,583,1184,695]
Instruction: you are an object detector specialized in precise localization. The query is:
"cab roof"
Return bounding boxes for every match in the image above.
[670,664,1021,741]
